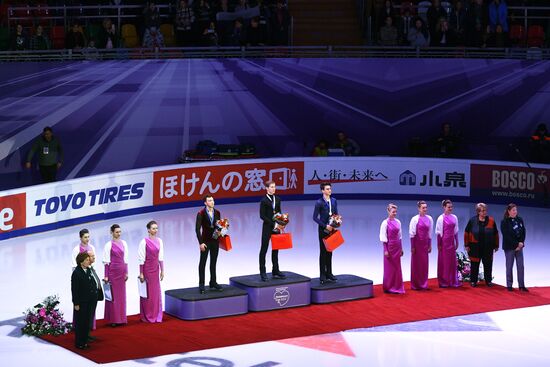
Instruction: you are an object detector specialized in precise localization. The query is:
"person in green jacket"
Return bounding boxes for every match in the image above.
[26,126,63,183]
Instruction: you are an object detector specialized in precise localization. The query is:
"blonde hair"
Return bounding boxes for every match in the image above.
[387,203,398,213]
[475,202,487,214]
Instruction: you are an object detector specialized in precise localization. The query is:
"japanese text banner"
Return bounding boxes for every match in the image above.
[153,162,304,205]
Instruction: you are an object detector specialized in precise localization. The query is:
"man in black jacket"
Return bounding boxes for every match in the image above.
[71,252,97,349]
[196,195,223,293]
[259,180,285,281]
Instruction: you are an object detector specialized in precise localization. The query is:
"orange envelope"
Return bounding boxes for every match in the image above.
[271,233,293,250]
[323,230,344,252]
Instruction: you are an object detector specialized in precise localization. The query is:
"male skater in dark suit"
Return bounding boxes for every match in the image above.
[259,180,286,281]
[196,194,223,293]
[313,182,339,284]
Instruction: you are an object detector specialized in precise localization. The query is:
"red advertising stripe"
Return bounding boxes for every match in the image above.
[471,164,549,193]
[0,193,26,233]
[153,162,304,206]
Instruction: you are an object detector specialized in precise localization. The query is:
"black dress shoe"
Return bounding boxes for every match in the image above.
[519,287,529,292]
[76,344,89,350]
[209,283,223,291]
[470,282,477,287]
[319,278,327,285]
[486,282,494,287]
[87,336,96,342]
[260,274,268,282]
[272,271,286,279]
[507,287,513,292]
[328,274,338,281]
[199,286,206,294]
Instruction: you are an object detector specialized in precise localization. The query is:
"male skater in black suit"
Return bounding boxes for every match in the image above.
[196,195,223,293]
[313,182,339,284]
[259,180,286,281]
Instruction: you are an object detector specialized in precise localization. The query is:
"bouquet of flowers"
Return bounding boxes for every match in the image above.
[325,214,343,234]
[273,212,289,226]
[22,295,72,336]
[213,218,230,239]
[456,251,471,282]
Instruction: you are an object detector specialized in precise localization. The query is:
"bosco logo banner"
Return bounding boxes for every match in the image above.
[154,161,304,205]
[0,193,26,233]
[471,164,550,203]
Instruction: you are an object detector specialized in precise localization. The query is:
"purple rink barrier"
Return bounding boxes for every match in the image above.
[164,285,248,320]
[229,272,311,311]
[310,275,374,304]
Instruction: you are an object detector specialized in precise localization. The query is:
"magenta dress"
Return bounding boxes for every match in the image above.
[104,240,128,324]
[382,218,405,294]
[411,215,432,290]
[437,214,461,287]
[139,237,163,323]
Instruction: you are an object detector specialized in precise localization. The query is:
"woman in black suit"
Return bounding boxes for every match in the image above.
[500,203,528,292]
[71,252,98,349]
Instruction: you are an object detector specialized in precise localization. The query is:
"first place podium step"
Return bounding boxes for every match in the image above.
[230,272,311,311]
[165,285,248,320]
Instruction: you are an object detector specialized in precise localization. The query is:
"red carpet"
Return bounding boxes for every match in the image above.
[41,280,550,364]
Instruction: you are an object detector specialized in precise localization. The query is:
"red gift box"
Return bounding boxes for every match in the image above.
[271,233,293,250]
[219,235,232,251]
[323,230,344,252]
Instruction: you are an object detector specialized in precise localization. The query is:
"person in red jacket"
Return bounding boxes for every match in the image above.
[464,203,499,288]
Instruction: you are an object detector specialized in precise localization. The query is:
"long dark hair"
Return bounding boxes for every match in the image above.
[504,203,517,219]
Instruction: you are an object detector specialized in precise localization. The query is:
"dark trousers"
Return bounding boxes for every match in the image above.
[471,245,493,283]
[259,227,279,275]
[89,299,97,331]
[39,164,57,183]
[74,303,92,347]
[199,240,219,286]
[318,228,333,280]
[505,248,525,288]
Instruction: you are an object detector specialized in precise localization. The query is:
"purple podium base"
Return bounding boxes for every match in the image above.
[229,272,311,311]
[310,274,374,304]
[164,285,248,320]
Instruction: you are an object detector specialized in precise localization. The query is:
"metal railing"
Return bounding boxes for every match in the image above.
[1,45,549,62]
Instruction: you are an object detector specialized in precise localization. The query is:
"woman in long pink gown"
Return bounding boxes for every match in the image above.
[409,201,433,290]
[103,224,128,326]
[436,200,461,288]
[138,220,164,323]
[380,203,405,294]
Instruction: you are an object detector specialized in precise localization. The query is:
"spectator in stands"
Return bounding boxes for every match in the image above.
[144,1,161,30]
[427,0,448,40]
[398,8,414,45]
[66,21,86,50]
[175,0,195,46]
[195,0,213,37]
[400,1,416,17]
[270,0,290,45]
[143,26,165,48]
[487,23,509,47]
[228,18,246,46]
[30,25,50,50]
[489,0,508,33]
[408,17,430,47]
[26,126,64,183]
[10,24,28,51]
[378,0,397,25]
[417,0,432,24]
[530,123,550,163]
[234,0,250,12]
[380,16,398,46]
[433,122,459,157]
[466,0,488,47]
[312,140,329,157]
[202,21,219,46]
[247,17,267,46]
[334,132,361,156]
[449,0,466,45]
[216,0,232,13]
[433,17,455,46]
[98,18,118,49]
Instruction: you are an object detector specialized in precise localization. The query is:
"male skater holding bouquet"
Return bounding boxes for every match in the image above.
[196,195,223,293]
[313,182,339,284]
[259,180,286,281]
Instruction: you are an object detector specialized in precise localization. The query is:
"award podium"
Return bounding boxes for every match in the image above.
[310,275,374,304]
[230,272,311,311]
[165,285,248,320]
